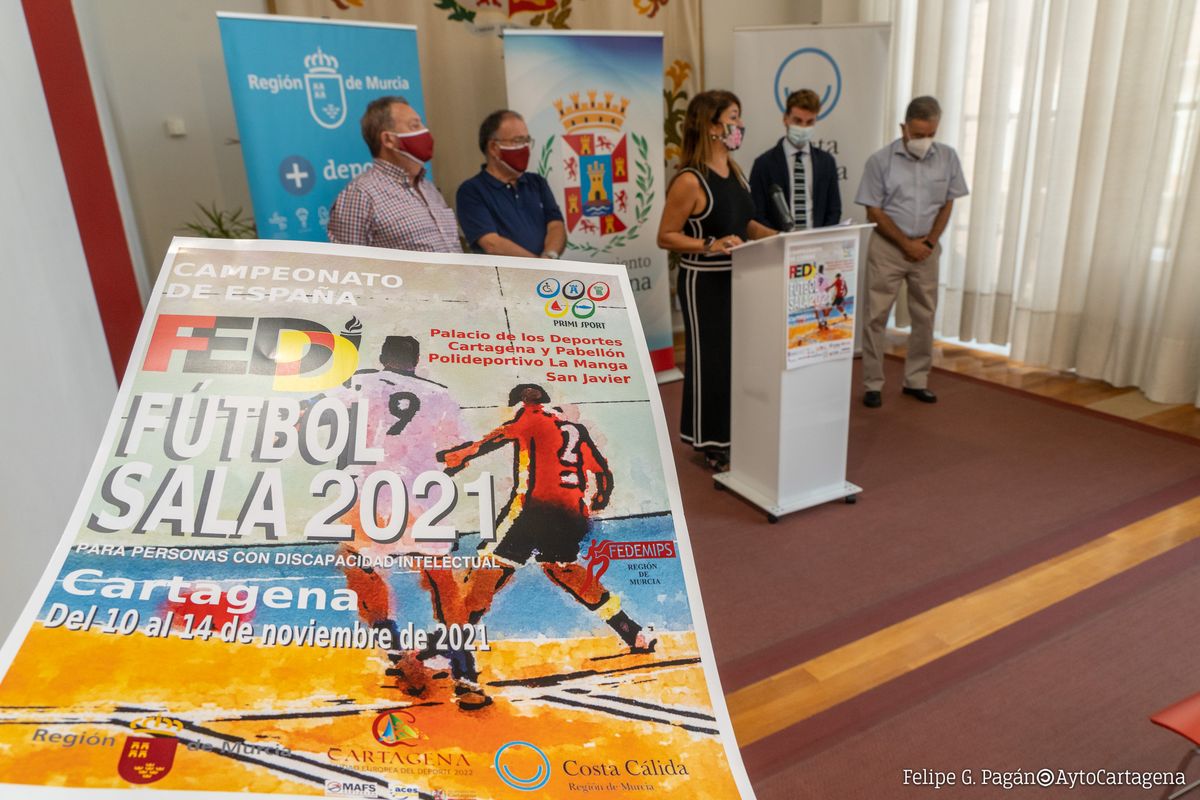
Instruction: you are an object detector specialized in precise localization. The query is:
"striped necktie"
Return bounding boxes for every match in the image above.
[792,150,808,230]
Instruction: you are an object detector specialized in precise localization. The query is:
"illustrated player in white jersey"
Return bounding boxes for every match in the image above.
[315,335,484,708]
[813,264,833,330]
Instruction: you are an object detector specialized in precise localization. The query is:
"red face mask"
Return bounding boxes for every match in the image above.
[388,128,435,163]
[498,144,531,174]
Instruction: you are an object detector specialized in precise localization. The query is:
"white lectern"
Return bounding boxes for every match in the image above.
[714,224,874,522]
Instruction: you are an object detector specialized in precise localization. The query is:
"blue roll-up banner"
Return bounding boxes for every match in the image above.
[217,13,424,241]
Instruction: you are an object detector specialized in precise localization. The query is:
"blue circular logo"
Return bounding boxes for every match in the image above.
[278,155,316,196]
[774,48,842,121]
[495,741,550,791]
[537,278,561,298]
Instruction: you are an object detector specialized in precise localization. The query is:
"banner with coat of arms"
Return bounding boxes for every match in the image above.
[217,14,425,242]
[503,31,676,377]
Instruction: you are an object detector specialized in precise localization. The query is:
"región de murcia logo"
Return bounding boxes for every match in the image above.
[116,715,183,785]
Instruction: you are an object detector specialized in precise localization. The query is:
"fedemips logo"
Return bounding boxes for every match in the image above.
[305,47,347,129]
[495,741,551,791]
[774,48,841,120]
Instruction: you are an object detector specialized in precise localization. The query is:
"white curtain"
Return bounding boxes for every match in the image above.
[857,0,1200,406]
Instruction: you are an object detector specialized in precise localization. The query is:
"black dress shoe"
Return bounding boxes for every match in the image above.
[902,387,938,403]
[863,391,882,408]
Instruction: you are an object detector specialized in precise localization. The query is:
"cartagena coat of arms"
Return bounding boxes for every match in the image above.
[538,90,654,259]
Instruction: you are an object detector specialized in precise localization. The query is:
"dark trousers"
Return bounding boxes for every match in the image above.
[677,266,731,451]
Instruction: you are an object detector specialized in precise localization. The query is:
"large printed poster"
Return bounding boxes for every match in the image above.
[0,239,753,799]
[787,235,858,368]
[503,31,676,377]
[218,14,425,242]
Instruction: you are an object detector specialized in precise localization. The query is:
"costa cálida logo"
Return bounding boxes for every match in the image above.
[143,314,362,392]
[116,714,183,785]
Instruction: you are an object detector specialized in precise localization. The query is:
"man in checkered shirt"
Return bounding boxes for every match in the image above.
[327,96,463,253]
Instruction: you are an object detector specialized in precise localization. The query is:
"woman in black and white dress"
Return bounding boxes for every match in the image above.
[657,90,775,471]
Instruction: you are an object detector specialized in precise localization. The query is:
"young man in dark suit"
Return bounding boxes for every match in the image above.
[749,89,842,232]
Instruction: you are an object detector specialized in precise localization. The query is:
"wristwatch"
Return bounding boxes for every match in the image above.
[923,239,934,249]
[544,250,560,260]
[703,236,716,252]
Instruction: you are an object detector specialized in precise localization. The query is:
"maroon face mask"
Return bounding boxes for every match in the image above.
[498,144,531,174]
[389,128,435,163]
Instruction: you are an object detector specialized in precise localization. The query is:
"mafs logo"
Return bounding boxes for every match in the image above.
[324,779,382,797]
[143,314,362,392]
[495,740,551,791]
[774,47,841,120]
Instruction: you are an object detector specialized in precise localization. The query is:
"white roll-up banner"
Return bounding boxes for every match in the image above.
[734,23,890,350]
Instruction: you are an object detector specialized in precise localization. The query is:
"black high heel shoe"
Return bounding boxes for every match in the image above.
[703,449,730,472]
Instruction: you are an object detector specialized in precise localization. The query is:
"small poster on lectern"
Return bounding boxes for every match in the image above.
[0,239,754,799]
[786,236,858,368]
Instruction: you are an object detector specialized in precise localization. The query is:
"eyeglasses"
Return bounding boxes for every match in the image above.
[494,136,535,147]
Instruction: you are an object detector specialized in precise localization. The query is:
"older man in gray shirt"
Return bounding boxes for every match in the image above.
[856,96,968,408]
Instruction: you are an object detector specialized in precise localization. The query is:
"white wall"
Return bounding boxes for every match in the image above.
[73,0,267,283]
[701,0,821,90]
[0,0,117,640]
[820,0,860,25]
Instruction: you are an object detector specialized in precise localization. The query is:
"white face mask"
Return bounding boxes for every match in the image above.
[787,125,815,147]
[906,136,934,159]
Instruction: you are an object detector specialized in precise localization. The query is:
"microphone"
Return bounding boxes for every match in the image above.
[769,184,795,232]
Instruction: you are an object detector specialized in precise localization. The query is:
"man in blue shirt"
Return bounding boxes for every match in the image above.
[456,110,566,258]
[855,96,969,408]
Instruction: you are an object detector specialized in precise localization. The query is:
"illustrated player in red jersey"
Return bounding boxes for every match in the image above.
[434,384,656,708]
[829,272,850,323]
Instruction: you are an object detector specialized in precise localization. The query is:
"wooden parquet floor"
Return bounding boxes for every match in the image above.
[892,334,1200,440]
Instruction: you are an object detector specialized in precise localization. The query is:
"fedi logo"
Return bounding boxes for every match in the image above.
[143,314,362,392]
[536,278,609,322]
[495,741,551,791]
[325,779,382,797]
[372,708,421,748]
[305,47,347,129]
[116,714,182,785]
[774,47,842,120]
